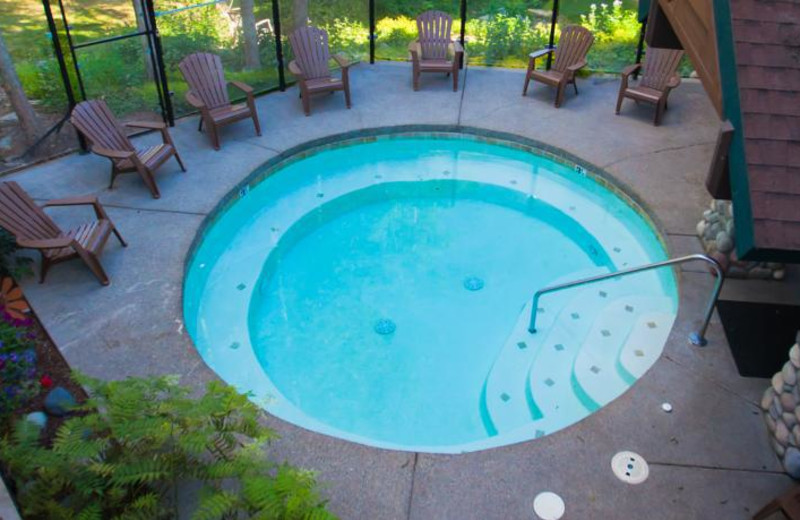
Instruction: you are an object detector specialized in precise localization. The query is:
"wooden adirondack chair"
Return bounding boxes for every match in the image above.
[179,52,262,149]
[409,11,463,92]
[70,100,185,199]
[615,48,684,126]
[288,26,353,116]
[0,182,126,286]
[522,25,594,107]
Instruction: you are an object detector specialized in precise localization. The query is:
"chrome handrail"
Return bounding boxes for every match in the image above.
[528,254,724,346]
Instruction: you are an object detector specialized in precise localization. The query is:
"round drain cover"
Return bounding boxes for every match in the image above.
[611,451,649,484]
[533,492,565,520]
[374,319,396,335]
[463,276,485,291]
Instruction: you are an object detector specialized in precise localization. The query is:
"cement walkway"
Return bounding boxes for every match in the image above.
[8,62,793,519]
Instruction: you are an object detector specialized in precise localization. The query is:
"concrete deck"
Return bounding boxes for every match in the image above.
[7,62,795,519]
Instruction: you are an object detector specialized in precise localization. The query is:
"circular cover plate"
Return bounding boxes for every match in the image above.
[533,491,565,520]
[611,451,649,484]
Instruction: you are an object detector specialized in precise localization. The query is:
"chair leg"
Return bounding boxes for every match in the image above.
[752,498,781,520]
[554,83,565,108]
[198,118,203,132]
[174,151,186,172]
[39,254,50,284]
[252,112,262,136]
[343,86,352,109]
[207,124,220,150]
[615,89,626,115]
[522,58,534,96]
[135,164,161,199]
[572,80,579,95]
[300,87,311,116]
[654,99,666,126]
[452,66,459,92]
[75,247,110,286]
[109,165,119,190]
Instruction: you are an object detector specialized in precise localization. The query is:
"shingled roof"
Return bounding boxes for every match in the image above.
[721,0,800,260]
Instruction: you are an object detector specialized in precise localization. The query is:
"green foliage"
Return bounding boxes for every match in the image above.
[579,0,640,72]
[0,230,33,280]
[1,374,334,519]
[466,14,550,67]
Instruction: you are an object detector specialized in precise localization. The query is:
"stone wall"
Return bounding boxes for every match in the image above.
[761,338,800,478]
[697,200,784,280]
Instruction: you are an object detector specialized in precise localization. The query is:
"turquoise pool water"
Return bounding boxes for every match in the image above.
[184,134,678,453]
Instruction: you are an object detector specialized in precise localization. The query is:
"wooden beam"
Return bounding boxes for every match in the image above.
[705,120,734,199]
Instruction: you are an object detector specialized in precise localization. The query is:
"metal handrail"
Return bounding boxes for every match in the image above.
[528,254,724,346]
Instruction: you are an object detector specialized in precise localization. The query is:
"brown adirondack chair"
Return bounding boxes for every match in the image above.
[288,26,353,116]
[522,25,594,107]
[70,100,185,199]
[179,52,262,149]
[409,11,463,92]
[615,48,684,126]
[0,182,126,286]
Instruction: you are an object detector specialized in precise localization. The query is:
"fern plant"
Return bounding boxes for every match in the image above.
[0,374,336,520]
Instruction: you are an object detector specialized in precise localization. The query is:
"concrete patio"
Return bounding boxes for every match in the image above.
[7,62,795,519]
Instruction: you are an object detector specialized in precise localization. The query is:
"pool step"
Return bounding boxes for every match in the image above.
[571,297,675,408]
[482,268,609,436]
[617,311,677,382]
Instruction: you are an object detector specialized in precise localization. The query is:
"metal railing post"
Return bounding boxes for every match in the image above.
[528,254,724,347]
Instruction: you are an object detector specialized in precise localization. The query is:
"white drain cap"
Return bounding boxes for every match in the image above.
[661,402,673,413]
[533,491,565,520]
[611,451,649,484]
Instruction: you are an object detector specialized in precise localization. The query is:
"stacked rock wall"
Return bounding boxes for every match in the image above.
[697,199,784,280]
[762,340,800,478]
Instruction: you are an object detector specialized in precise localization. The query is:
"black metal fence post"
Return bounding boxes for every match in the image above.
[369,0,376,64]
[41,0,86,151]
[546,0,559,70]
[56,0,86,100]
[142,0,173,125]
[271,0,286,90]
[459,0,466,69]
[634,19,647,80]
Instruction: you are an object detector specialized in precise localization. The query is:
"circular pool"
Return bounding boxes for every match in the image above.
[183,132,678,453]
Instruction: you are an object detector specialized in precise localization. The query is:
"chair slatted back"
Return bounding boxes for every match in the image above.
[70,100,134,153]
[179,52,230,110]
[417,11,452,60]
[552,25,594,73]
[289,26,331,80]
[0,182,61,242]
[640,48,684,91]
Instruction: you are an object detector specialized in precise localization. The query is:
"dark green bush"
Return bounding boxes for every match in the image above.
[1,374,336,519]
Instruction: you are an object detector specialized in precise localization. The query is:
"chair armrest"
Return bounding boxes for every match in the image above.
[42,195,98,208]
[125,120,166,130]
[408,41,421,61]
[529,47,554,60]
[229,80,254,94]
[621,63,641,78]
[91,146,134,160]
[42,195,110,221]
[566,59,587,73]
[185,91,207,110]
[288,60,304,79]
[452,40,464,54]
[17,236,74,250]
[332,54,352,69]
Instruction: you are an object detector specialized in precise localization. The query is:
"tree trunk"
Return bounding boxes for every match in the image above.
[0,27,41,145]
[240,0,260,69]
[292,0,308,32]
[132,0,155,80]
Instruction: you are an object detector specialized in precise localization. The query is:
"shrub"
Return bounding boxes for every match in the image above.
[0,311,37,420]
[1,374,335,519]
